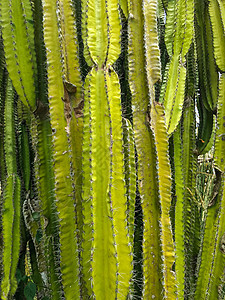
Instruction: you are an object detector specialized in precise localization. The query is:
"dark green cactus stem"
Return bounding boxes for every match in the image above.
[195,74,225,299]
[32,0,61,296]
[195,0,218,111]
[173,124,185,299]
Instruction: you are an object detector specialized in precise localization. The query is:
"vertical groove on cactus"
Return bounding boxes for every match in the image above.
[42,0,80,297]
[1,0,36,110]
[122,118,136,245]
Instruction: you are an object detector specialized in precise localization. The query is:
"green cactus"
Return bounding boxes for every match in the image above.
[0,0,225,299]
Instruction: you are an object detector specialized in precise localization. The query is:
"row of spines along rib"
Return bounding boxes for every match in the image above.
[0,76,21,299]
[81,0,133,297]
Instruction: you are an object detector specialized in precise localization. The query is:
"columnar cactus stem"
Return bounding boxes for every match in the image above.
[0,0,36,110]
[150,103,177,299]
[81,0,132,297]
[0,77,21,299]
[42,0,80,297]
[128,0,163,298]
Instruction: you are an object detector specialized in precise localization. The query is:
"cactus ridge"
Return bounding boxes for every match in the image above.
[209,0,225,72]
[173,124,185,299]
[122,118,136,243]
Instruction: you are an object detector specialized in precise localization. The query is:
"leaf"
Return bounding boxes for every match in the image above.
[24,282,36,300]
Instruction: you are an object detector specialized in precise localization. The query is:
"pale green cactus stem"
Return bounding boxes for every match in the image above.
[150,102,177,299]
[57,0,83,251]
[0,77,21,299]
[128,0,162,297]
[82,68,117,298]
[142,0,161,100]
[106,69,132,298]
[42,0,80,297]
[0,0,36,110]
[81,72,94,297]
[81,0,132,297]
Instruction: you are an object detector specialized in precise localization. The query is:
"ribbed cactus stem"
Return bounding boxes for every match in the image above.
[1,77,21,299]
[42,0,80,297]
[128,0,163,297]
[150,102,177,299]
[1,0,36,110]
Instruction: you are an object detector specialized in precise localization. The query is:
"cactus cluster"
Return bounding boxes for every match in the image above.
[0,0,225,299]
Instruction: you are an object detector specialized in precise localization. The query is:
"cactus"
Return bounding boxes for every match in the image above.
[0,0,225,299]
